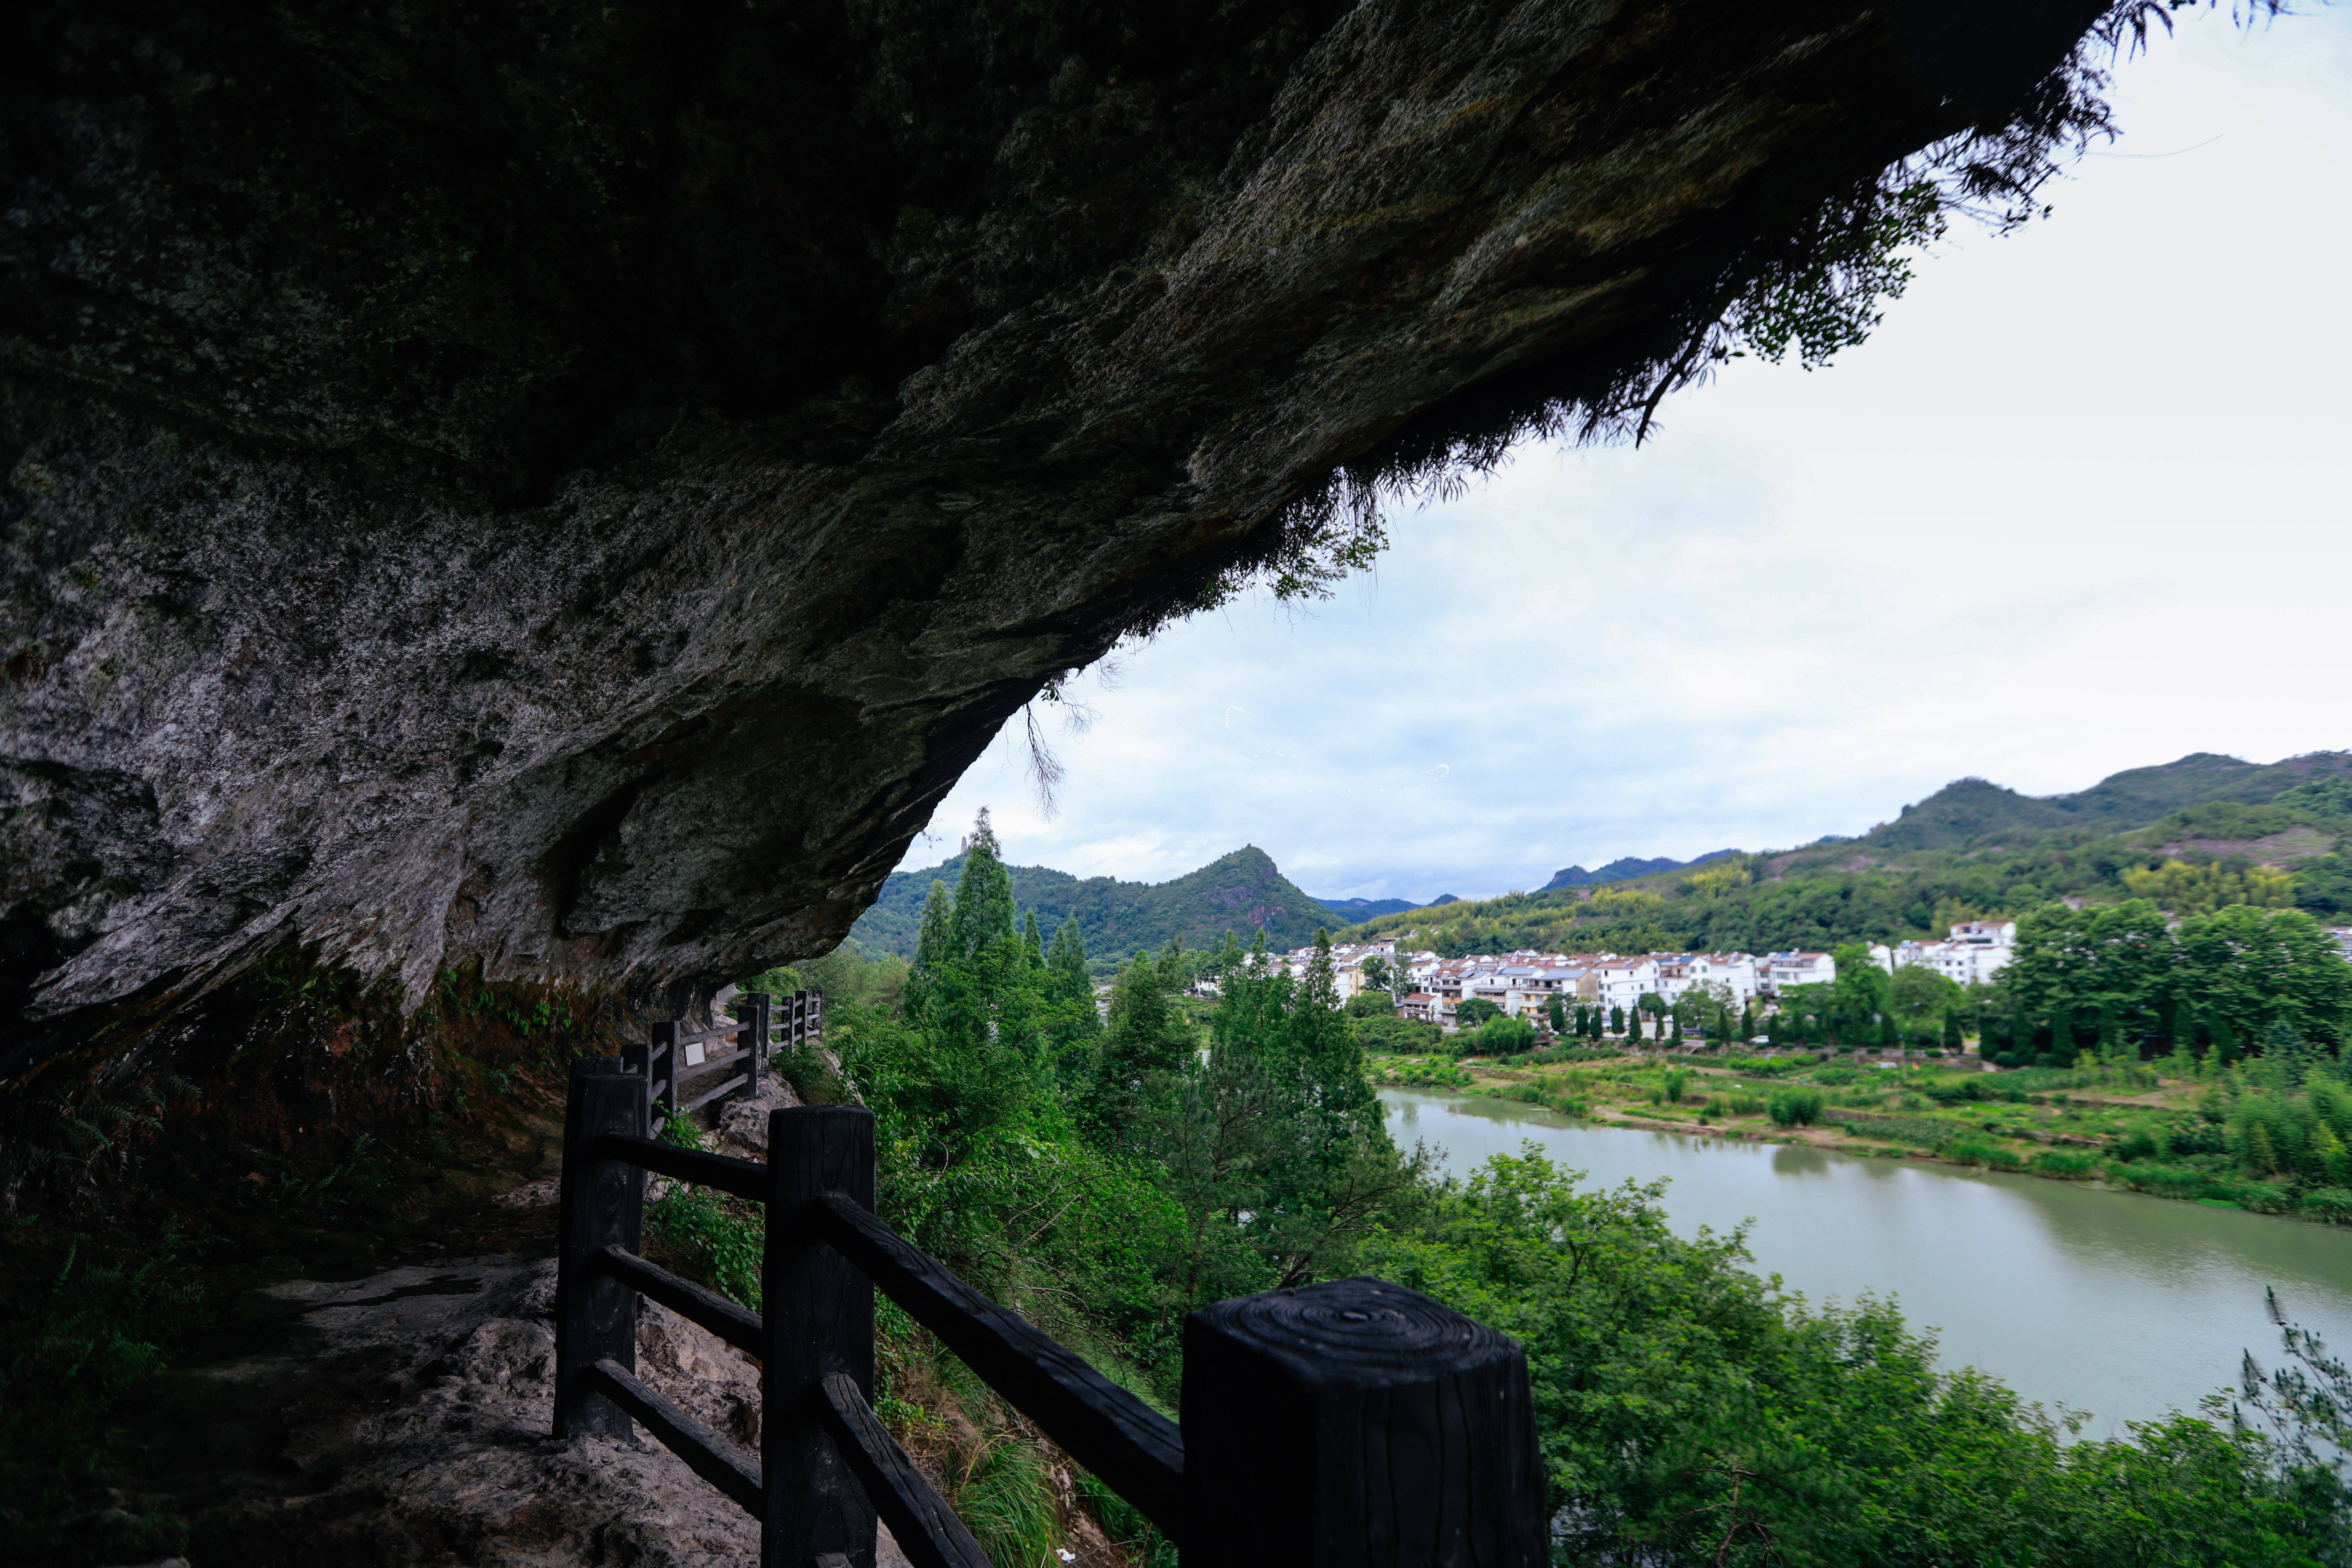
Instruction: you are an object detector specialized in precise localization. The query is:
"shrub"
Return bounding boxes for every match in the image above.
[2231,1181,2295,1214]
[2030,1150,2099,1180]
[2299,1186,2352,1224]
[1355,1015,1444,1055]
[1767,1088,1825,1127]
[2106,1163,2218,1202]
[1662,1069,1690,1105]
[1941,1139,2026,1172]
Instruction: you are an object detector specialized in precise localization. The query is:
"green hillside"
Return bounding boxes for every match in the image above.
[854,845,1337,970]
[1339,752,2352,958]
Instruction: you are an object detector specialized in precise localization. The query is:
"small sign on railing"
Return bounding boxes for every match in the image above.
[620,989,822,1132]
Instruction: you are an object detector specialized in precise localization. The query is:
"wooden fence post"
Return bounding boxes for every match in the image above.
[1180,1276,1546,1568]
[649,1020,679,1126]
[765,1106,877,1568]
[737,992,772,1104]
[555,1057,649,1440]
[620,1042,650,1130]
[808,988,824,1051]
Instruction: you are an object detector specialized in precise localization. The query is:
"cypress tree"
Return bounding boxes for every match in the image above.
[1940,1010,1964,1052]
[1546,995,1567,1035]
[1022,909,1045,968]
[1610,1004,1626,1037]
[1740,1001,1755,1042]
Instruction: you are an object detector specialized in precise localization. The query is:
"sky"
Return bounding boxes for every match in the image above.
[901,10,2352,903]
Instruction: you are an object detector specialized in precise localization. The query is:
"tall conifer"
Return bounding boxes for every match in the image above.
[948,807,1016,959]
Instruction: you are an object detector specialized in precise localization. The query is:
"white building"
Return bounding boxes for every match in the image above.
[1870,920,2016,988]
[1759,951,1837,995]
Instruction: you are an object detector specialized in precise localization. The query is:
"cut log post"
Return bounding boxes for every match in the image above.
[1181,1276,1547,1568]
[554,1057,649,1440]
[765,1106,878,1568]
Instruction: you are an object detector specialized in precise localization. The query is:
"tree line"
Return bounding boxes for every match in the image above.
[743,814,2349,1566]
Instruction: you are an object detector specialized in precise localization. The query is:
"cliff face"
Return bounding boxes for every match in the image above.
[2,0,2109,1070]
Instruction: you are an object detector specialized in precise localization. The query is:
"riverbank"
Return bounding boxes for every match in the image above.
[1365,1046,2352,1226]
[1378,1086,2352,1435]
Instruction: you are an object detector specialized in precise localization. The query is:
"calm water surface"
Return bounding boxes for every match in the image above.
[1384,1089,2352,1434]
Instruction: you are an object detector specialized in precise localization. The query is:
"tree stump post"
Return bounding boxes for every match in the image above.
[765,1106,877,1568]
[554,1057,648,1440]
[1181,1276,1546,1568]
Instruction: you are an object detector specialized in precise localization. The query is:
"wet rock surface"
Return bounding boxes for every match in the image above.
[1,0,2108,1065]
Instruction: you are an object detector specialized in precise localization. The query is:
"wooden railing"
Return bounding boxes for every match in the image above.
[554,1055,1546,1568]
[622,988,825,1129]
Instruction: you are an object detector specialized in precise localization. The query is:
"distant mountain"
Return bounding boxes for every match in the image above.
[1330,750,2352,955]
[1864,752,2352,854]
[1314,896,1426,918]
[853,846,1335,969]
[1541,850,1739,891]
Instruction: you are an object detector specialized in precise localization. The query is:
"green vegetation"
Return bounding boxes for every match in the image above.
[1362,1149,2347,1567]
[1339,752,2352,957]
[686,811,2352,1563]
[850,836,1333,973]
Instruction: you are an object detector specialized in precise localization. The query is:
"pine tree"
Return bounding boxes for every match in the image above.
[1610,1004,1626,1037]
[1022,909,1045,969]
[947,807,1016,960]
[1740,1001,1755,1042]
[1082,956,1193,1151]
[1047,914,1100,1043]
[1159,931,1189,993]
[905,878,954,1021]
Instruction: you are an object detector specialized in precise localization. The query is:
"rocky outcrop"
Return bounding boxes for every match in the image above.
[2,0,2116,1066]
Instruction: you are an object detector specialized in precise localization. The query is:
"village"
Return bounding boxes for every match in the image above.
[1225,920,2025,1038]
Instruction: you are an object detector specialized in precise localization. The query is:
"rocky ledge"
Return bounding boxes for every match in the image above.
[4,0,2113,1070]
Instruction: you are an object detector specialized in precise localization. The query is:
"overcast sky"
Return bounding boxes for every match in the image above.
[902,11,2352,903]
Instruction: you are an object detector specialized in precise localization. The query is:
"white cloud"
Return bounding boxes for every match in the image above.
[905,11,2352,902]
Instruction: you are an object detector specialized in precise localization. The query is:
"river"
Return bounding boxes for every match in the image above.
[1383,1088,2352,1436]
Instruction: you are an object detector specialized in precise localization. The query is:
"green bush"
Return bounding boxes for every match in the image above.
[2030,1150,2099,1180]
[1941,1139,2028,1172]
[2299,1186,2352,1224]
[2106,1163,2219,1202]
[647,1113,766,1308]
[2231,1181,2296,1215]
[1767,1088,1825,1127]
[1354,1015,1444,1055]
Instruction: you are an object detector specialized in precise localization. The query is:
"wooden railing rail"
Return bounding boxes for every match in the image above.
[554,1050,1544,1568]
[620,988,825,1130]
